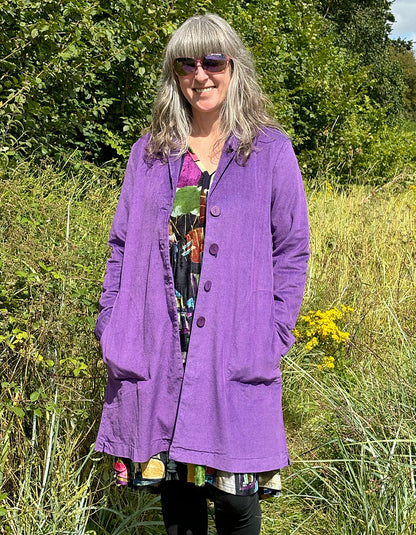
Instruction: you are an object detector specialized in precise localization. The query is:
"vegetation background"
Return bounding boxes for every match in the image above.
[1,0,415,533]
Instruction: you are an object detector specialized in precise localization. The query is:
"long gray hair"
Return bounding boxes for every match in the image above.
[147,13,284,163]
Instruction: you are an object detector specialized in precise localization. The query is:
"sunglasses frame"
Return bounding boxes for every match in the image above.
[173,54,230,77]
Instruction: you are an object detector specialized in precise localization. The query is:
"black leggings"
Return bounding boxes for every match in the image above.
[160,480,261,535]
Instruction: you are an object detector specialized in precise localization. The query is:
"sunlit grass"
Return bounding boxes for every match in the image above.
[262,174,416,534]
[1,165,415,533]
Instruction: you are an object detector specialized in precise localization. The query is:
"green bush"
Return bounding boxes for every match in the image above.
[1,0,413,184]
[302,98,416,185]
[0,162,111,532]
[0,0,210,164]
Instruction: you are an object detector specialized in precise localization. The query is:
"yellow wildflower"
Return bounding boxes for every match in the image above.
[323,356,335,369]
[304,337,319,351]
[293,328,301,340]
[296,304,353,371]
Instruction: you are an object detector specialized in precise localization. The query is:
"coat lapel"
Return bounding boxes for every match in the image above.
[210,135,238,194]
[167,153,183,194]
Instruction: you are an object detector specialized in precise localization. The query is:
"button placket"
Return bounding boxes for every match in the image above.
[195,198,223,332]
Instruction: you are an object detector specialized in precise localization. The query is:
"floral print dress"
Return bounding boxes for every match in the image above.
[114,150,281,498]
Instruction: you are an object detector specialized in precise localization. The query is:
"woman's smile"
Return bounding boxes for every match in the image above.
[193,86,215,93]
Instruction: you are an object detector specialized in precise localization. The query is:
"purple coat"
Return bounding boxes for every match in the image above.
[94,128,309,473]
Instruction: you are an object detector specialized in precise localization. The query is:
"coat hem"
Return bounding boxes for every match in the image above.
[168,445,290,473]
[94,438,172,464]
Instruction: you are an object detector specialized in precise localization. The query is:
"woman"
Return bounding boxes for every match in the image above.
[95,13,309,535]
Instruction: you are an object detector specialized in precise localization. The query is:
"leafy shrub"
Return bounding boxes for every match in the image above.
[0,0,209,165]
[0,161,115,531]
[1,0,413,184]
[303,97,416,185]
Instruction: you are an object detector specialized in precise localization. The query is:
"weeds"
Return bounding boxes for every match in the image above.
[262,176,416,534]
[1,164,415,534]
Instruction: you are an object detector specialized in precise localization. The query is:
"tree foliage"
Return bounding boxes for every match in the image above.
[391,46,416,121]
[316,0,405,114]
[0,0,414,183]
[0,0,210,163]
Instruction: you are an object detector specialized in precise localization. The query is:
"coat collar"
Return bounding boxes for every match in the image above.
[211,134,238,192]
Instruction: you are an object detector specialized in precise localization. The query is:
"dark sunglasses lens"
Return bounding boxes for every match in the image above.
[203,54,228,72]
[174,54,228,76]
[174,58,196,76]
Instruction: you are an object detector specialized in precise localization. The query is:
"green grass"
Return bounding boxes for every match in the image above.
[1,164,415,534]
[262,175,416,534]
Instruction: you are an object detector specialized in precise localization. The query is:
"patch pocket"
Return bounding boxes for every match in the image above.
[228,290,281,384]
[101,319,150,381]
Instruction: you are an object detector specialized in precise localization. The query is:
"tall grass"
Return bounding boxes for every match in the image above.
[262,176,416,534]
[1,164,415,534]
[0,162,163,534]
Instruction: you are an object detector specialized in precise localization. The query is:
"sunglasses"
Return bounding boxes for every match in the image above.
[173,54,230,76]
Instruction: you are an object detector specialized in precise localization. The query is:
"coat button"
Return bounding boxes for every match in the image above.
[204,280,212,292]
[209,243,219,256]
[210,205,221,217]
[196,316,206,328]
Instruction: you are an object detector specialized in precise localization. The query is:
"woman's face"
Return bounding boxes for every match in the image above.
[175,57,231,118]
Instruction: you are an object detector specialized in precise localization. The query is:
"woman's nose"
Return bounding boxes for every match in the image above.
[194,65,208,81]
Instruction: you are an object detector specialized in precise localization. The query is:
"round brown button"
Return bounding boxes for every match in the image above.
[210,205,221,217]
[196,316,206,327]
[209,243,219,256]
[204,280,212,292]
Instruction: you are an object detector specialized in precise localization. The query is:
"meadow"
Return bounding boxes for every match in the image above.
[0,161,415,534]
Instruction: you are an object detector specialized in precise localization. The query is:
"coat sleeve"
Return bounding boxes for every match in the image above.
[271,138,310,357]
[94,142,140,340]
